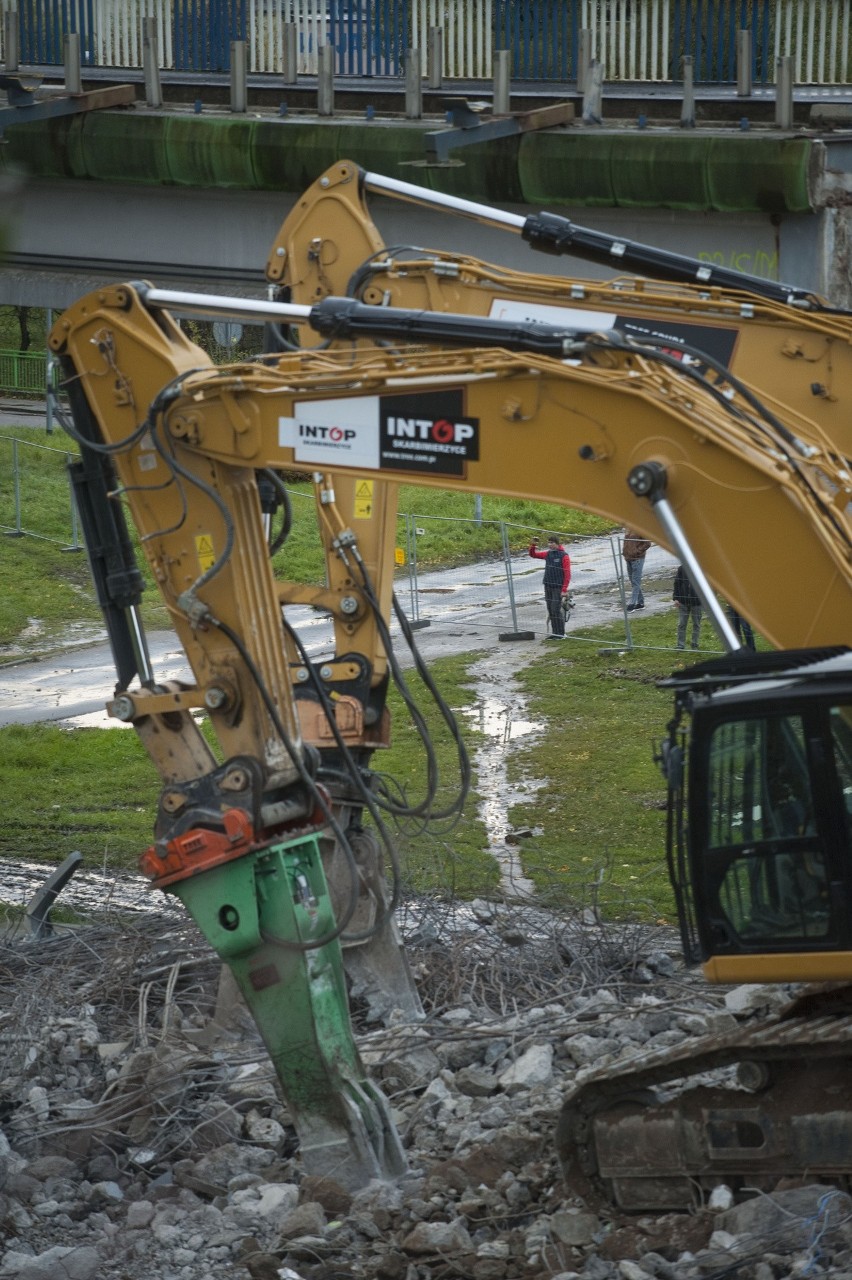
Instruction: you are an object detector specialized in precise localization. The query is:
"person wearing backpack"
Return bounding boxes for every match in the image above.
[673,564,703,651]
[529,534,571,639]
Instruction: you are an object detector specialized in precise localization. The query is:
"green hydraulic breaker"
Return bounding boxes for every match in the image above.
[140,812,407,1188]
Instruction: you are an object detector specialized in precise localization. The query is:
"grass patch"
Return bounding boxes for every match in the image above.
[372,651,498,899]
[0,631,696,920]
[0,722,161,866]
[505,612,686,922]
[0,654,497,895]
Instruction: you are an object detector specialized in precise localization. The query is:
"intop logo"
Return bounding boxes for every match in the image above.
[386,415,476,445]
[299,423,357,443]
[378,389,479,476]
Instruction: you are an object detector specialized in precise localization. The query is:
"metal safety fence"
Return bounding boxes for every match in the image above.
[5,0,852,85]
[394,512,699,654]
[2,436,726,655]
[0,434,82,547]
[0,350,50,397]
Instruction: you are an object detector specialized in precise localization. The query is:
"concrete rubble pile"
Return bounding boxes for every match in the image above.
[1,905,851,1280]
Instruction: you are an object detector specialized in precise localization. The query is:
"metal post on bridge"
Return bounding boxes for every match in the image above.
[230,40,247,113]
[317,44,334,117]
[3,10,19,72]
[404,48,422,120]
[737,29,753,97]
[493,49,510,115]
[64,33,82,95]
[427,27,442,90]
[680,56,696,128]
[581,59,603,125]
[577,29,592,94]
[143,18,163,110]
[283,23,298,85]
[776,55,793,129]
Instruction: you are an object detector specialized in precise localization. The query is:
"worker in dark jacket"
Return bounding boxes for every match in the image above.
[728,605,756,651]
[530,534,571,639]
[673,564,702,651]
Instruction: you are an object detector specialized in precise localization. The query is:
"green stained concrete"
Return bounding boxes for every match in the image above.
[0,111,816,213]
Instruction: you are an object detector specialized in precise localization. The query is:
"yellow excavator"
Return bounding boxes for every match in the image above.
[48,261,851,1206]
[266,160,852,460]
[257,164,852,1210]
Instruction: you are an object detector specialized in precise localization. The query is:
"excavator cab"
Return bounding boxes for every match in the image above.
[664,648,852,984]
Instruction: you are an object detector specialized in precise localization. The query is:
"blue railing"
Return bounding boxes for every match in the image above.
[172,0,245,73]
[671,0,771,83]
[493,1,580,83]
[11,0,852,85]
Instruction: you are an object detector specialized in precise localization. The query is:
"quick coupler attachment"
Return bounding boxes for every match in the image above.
[141,816,407,1188]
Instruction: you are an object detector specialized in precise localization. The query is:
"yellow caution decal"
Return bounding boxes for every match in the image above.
[195,534,216,573]
[354,479,374,519]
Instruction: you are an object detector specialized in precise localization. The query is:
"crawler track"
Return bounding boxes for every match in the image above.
[557,992,852,1210]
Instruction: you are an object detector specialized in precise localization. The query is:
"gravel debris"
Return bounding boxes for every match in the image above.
[0,901,847,1280]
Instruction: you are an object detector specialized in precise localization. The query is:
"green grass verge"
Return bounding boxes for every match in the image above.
[505,612,695,923]
[0,655,497,897]
[0,635,686,920]
[0,722,161,866]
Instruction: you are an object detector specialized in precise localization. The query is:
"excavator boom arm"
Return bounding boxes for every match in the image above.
[50,283,852,667]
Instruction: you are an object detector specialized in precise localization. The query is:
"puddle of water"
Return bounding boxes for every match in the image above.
[460,676,545,899]
[62,711,132,730]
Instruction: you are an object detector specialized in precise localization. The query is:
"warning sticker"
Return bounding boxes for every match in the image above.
[195,534,216,572]
[354,479,374,519]
[394,547,406,566]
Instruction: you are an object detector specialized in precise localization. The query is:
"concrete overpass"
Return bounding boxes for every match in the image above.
[3,100,852,312]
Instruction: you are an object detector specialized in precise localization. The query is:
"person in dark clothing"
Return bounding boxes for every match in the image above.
[728,606,756,651]
[673,564,703,651]
[530,534,571,639]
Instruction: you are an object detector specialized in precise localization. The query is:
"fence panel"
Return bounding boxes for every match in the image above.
[0,350,49,396]
[775,0,852,85]
[494,0,578,82]
[390,515,731,656]
[581,0,670,83]
[0,435,81,547]
[14,0,852,84]
[393,515,634,643]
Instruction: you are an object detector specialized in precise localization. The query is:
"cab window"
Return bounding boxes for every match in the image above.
[829,704,852,838]
[705,714,830,944]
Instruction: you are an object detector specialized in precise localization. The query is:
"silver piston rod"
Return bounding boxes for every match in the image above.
[360,169,817,308]
[135,285,605,357]
[628,461,741,653]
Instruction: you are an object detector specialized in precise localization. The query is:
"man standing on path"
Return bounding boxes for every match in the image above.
[673,564,703,651]
[622,528,652,612]
[529,534,571,639]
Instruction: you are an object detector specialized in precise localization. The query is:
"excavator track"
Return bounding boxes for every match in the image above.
[557,996,852,1211]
